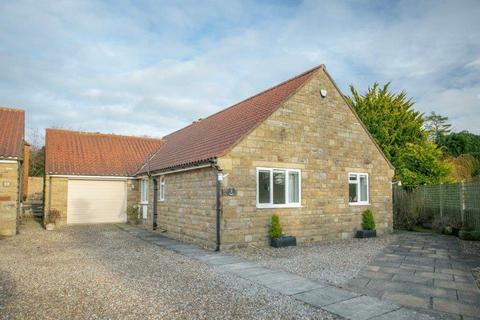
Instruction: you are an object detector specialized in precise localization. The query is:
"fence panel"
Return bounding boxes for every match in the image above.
[393,181,480,230]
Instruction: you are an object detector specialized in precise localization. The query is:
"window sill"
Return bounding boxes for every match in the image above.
[256,204,302,209]
[139,201,148,205]
[349,202,370,206]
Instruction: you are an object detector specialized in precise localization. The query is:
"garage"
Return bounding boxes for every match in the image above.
[67,179,127,224]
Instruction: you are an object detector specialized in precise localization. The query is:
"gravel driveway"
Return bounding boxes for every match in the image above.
[0,221,340,320]
[227,235,396,285]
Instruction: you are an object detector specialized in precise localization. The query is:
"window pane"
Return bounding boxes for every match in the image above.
[273,171,286,204]
[349,174,357,181]
[349,182,358,203]
[360,175,368,202]
[288,171,299,203]
[141,180,148,202]
[258,171,271,204]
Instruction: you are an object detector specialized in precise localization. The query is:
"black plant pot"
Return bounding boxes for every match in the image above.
[270,236,297,248]
[355,230,377,238]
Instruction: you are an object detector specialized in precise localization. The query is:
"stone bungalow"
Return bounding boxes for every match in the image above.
[136,65,394,249]
[43,129,163,225]
[0,107,28,236]
[45,65,394,249]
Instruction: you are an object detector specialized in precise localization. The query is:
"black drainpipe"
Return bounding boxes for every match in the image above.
[210,161,222,252]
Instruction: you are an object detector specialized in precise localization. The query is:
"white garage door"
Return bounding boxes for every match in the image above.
[67,179,127,224]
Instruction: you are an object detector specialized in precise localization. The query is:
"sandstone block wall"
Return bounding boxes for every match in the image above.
[0,162,20,236]
[147,167,217,249]
[218,68,394,248]
[43,176,68,225]
[27,177,43,200]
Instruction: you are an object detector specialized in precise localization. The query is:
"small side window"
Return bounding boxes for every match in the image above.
[158,176,165,202]
[349,173,369,205]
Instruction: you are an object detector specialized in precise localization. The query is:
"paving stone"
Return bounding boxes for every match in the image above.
[415,271,453,281]
[360,271,394,280]
[392,274,434,286]
[404,257,435,267]
[434,279,480,292]
[433,298,480,318]
[434,260,453,269]
[452,274,475,282]
[248,271,304,285]
[230,266,277,278]
[216,261,260,271]
[400,264,434,272]
[367,279,457,299]
[372,261,402,268]
[457,290,480,304]
[264,278,326,295]
[381,292,430,309]
[323,295,400,320]
[371,307,436,320]
[347,277,370,288]
[196,255,244,266]
[435,268,472,276]
[380,267,415,275]
[293,286,359,307]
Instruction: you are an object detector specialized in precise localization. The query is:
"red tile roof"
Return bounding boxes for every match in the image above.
[139,65,323,173]
[45,129,164,176]
[0,107,25,159]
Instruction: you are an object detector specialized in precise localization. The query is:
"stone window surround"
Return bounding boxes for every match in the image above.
[256,167,302,209]
[348,172,369,205]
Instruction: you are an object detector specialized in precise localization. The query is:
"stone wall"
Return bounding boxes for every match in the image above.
[218,68,394,248]
[27,177,43,200]
[148,167,217,249]
[43,176,68,225]
[0,161,20,236]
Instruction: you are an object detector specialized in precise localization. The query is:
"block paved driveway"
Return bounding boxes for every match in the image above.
[345,232,480,319]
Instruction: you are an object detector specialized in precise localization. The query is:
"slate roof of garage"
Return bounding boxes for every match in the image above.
[137,65,324,173]
[45,129,164,176]
[0,107,25,159]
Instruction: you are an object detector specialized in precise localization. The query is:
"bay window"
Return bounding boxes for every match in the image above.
[257,168,301,208]
[349,173,369,204]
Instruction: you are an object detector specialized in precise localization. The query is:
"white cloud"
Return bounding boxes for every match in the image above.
[0,0,479,146]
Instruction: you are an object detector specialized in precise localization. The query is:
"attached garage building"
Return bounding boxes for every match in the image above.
[44,129,163,225]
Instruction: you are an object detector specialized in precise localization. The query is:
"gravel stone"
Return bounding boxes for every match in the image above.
[0,221,341,320]
[226,235,396,285]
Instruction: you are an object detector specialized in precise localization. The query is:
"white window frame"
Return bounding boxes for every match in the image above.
[348,172,369,205]
[140,179,149,204]
[256,167,301,209]
[158,176,165,202]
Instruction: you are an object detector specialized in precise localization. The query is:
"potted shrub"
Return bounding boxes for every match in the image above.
[126,204,139,225]
[45,209,60,231]
[269,214,296,248]
[356,209,377,238]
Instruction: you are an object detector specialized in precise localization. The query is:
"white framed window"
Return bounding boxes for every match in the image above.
[158,176,165,202]
[349,173,369,205]
[256,167,301,208]
[140,179,149,204]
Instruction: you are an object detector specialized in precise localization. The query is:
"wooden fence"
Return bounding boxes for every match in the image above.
[393,181,480,230]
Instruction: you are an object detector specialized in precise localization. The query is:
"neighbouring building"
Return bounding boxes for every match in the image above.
[44,65,394,249]
[0,107,28,236]
[44,129,163,225]
[135,65,394,249]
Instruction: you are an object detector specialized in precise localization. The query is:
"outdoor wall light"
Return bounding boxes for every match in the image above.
[320,89,328,98]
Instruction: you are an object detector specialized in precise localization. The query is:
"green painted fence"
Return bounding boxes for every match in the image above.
[393,181,480,230]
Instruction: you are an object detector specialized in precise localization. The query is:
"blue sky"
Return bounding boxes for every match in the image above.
[0,0,479,145]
